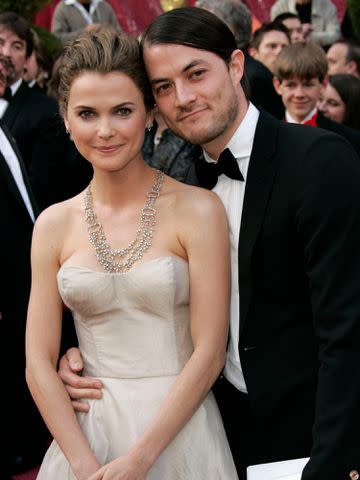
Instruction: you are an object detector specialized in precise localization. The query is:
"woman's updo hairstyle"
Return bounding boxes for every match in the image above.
[58,26,154,117]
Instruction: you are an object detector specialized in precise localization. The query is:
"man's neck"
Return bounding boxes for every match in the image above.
[9,77,22,95]
[202,100,250,160]
[286,107,317,124]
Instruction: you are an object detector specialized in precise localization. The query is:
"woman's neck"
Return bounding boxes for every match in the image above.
[90,161,154,208]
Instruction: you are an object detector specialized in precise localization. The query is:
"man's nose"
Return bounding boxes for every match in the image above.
[0,43,11,57]
[174,83,196,107]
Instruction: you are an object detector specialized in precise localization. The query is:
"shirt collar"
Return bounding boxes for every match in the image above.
[286,106,317,124]
[64,0,102,5]
[203,102,259,164]
[10,78,22,96]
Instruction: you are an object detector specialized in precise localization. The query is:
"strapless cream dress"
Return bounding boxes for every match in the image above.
[37,256,238,479]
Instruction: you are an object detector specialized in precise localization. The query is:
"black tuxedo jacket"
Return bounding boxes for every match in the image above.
[0,124,50,474]
[244,52,285,120]
[2,80,59,168]
[2,80,91,210]
[316,110,360,157]
[193,111,360,479]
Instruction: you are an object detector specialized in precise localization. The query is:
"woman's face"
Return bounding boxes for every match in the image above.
[318,83,346,124]
[65,71,150,173]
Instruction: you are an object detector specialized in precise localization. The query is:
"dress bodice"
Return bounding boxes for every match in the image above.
[57,256,193,378]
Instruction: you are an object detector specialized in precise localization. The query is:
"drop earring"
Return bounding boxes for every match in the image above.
[66,128,73,141]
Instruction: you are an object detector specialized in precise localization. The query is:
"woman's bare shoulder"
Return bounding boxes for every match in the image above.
[164,175,226,219]
[33,193,83,240]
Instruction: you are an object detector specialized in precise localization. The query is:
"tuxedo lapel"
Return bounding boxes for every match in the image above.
[238,111,280,336]
[2,81,29,129]
[0,123,39,218]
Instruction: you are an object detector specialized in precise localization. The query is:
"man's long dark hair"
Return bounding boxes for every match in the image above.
[140,7,249,97]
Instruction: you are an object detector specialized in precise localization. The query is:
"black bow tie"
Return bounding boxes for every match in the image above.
[195,148,244,189]
[3,87,12,101]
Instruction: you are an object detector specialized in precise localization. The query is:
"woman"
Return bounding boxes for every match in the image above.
[318,74,360,130]
[25,27,238,480]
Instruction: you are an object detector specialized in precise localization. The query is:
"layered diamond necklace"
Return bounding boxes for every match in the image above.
[84,169,165,273]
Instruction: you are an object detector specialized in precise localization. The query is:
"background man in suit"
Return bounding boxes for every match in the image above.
[0,12,88,210]
[0,55,49,477]
[57,7,360,480]
[327,39,360,78]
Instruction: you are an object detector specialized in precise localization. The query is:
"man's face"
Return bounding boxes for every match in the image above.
[0,27,27,84]
[327,43,349,75]
[0,55,13,97]
[274,76,325,122]
[282,18,304,43]
[143,43,247,156]
[250,30,289,73]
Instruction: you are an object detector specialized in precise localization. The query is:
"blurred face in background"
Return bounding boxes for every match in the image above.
[23,50,39,83]
[282,17,304,43]
[327,42,349,75]
[250,30,289,73]
[0,27,27,83]
[318,83,346,123]
[274,76,325,122]
[0,54,12,96]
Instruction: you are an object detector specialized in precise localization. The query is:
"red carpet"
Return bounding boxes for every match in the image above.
[12,466,39,480]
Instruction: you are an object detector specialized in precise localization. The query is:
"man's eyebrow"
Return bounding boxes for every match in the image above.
[150,59,207,86]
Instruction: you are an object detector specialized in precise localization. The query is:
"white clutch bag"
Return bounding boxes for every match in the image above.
[247,457,310,480]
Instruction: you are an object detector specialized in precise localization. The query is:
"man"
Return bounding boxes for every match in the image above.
[249,22,290,74]
[327,39,360,78]
[52,0,121,44]
[0,11,90,210]
[0,55,48,477]
[58,7,360,480]
[273,12,305,43]
[270,0,340,47]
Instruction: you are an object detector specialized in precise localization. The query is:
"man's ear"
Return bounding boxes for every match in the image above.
[321,75,329,89]
[273,76,282,96]
[229,49,245,85]
[248,47,258,60]
[346,60,357,76]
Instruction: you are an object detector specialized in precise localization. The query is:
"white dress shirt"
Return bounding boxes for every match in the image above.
[0,126,35,221]
[64,0,104,23]
[0,78,22,118]
[286,107,317,124]
[203,102,259,393]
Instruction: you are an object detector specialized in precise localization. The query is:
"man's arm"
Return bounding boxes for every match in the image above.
[297,133,360,479]
[58,348,103,413]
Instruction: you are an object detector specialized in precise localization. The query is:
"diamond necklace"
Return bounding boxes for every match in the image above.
[84,169,165,273]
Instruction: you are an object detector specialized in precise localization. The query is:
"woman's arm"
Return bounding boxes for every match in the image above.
[25,206,101,480]
[89,188,231,479]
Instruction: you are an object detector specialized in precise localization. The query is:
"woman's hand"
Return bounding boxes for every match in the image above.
[87,453,149,480]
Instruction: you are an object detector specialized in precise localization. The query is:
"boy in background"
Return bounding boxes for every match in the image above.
[273,42,360,154]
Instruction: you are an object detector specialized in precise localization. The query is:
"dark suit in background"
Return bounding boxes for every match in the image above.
[195,110,360,479]
[2,80,92,210]
[244,52,285,120]
[316,110,360,157]
[0,123,49,476]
